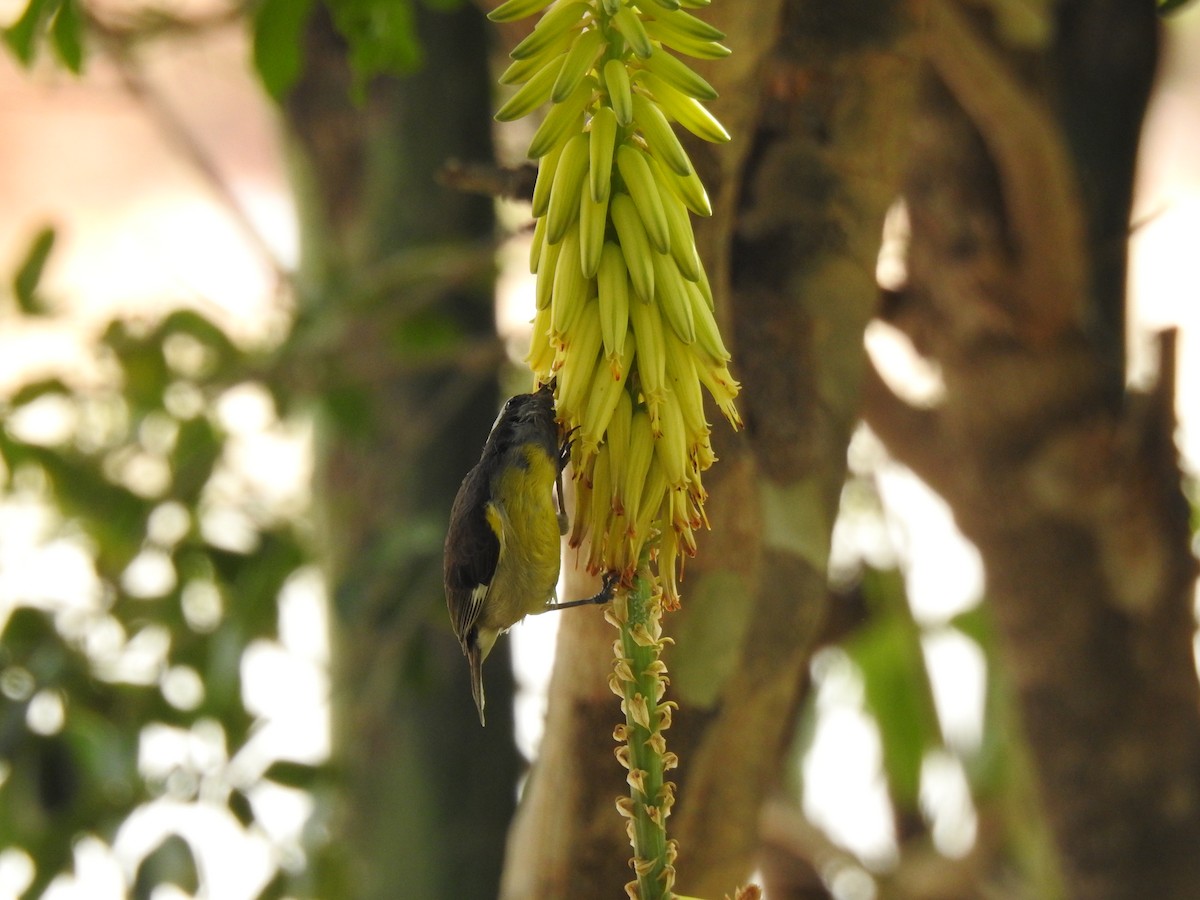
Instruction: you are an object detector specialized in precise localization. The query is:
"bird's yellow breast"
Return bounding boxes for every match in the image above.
[482,444,562,630]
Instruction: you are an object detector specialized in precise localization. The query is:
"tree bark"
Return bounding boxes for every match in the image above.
[868,3,1200,897]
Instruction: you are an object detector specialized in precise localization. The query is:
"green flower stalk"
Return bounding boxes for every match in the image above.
[607,556,679,899]
[488,0,737,894]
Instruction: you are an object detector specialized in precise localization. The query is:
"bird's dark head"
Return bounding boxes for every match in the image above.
[486,386,557,451]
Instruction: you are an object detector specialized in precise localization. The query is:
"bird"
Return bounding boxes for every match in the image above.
[444,384,614,725]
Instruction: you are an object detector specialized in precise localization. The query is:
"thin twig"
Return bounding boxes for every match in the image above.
[86,3,247,45]
[437,159,538,204]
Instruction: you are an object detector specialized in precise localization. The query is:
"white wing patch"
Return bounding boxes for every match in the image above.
[461,582,489,637]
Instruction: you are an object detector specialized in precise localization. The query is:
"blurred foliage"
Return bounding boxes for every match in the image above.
[782,470,1060,895]
[253,0,463,100]
[2,0,461,100]
[10,225,57,317]
[1159,0,1197,15]
[3,0,83,72]
[0,295,317,897]
[844,566,942,813]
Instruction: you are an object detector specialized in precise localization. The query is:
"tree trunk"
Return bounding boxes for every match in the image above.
[867,3,1200,897]
[283,7,522,898]
[500,1,922,895]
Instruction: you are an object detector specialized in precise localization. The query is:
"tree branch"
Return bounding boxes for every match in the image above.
[892,5,1200,895]
[436,159,537,203]
[926,0,1087,342]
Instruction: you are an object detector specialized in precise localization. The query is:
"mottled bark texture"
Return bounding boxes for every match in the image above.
[285,7,521,899]
[867,2,1200,897]
[501,1,922,896]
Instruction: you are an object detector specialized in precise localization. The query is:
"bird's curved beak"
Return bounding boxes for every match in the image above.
[467,642,486,726]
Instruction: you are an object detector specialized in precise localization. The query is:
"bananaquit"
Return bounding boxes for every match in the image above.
[444,384,614,725]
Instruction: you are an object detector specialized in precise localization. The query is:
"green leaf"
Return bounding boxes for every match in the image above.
[12,225,57,315]
[170,416,221,503]
[947,603,993,649]
[25,445,151,571]
[4,0,56,67]
[1158,0,1195,13]
[263,759,330,789]
[0,605,59,660]
[255,872,290,900]
[9,376,70,408]
[328,0,422,98]
[229,788,256,826]
[156,309,241,374]
[35,736,79,815]
[845,568,942,810]
[133,835,200,899]
[63,707,140,806]
[253,0,316,100]
[102,320,170,413]
[50,0,82,72]
[216,530,305,636]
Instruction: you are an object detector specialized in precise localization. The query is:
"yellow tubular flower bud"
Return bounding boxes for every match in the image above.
[558,303,604,416]
[510,1,590,59]
[488,0,556,23]
[580,188,610,279]
[612,5,653,59]
[651,250,696,345]
[529,212,549,274]
[551,227,588,334]
[642,19,731,59]
[597,241,632,360]
[610,192,656,302]
[495,52,564,121]
[547,132,591,244]
[528,75,596,159]
[553,27,606,103]
[644,4,723,41]
[653,394,689,487]
[532,137,566,217]
[658,159,713,217]
[638,47,718,101]
[580,340,636,449]
[627,292,667,411]
[662,327,708,439]
[687,279,730,362]
[602,57,634,126]
[499,28,574,84]
[631,92,693,177]
[622,409,655,539]
[535,227,563,310]
[589,104,619,203]
[616,144,671,255]
[606,387,633,514]
[637,72,730,144]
